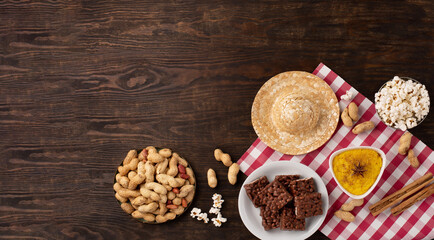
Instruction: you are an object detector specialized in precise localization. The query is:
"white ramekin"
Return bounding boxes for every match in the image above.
[329,146,386,199]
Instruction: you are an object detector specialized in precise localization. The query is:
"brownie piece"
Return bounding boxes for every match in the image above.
[280,207,305,230]
[294,192,323,219]
[244,176,269,207]
[284,200,295,209]
[260,206,280,230]
[275,175,300,192]
[289,177,315,196]
[258,180,293,212]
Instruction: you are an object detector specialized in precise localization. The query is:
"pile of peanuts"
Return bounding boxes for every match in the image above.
[113,146,196,223]
[207,149,240,188]
[334,198,364,222]
[341,102,375,134]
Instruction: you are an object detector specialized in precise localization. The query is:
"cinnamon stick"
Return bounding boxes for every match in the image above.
[391,184,434,216]
[369,173,433,216]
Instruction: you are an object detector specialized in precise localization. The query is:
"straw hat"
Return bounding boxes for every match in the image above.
[252,71,339,155]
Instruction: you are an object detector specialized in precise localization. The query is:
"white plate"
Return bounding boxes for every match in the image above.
[238,161,329,240]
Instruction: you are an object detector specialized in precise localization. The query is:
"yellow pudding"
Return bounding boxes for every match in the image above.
[332,149,382,195]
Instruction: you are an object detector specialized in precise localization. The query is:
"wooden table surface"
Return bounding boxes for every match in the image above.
[1,1,432,239]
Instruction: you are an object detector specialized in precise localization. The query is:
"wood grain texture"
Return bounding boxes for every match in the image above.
[0,0,432,239]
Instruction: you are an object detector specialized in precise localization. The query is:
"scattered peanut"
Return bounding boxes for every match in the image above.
[334,210,355,222]
[341,108,354,127]
[207,168,218,188]
[407,149,419,168]
[348,102,359,121]
[398,132,412,155]
[341,199,364,211]
[220,153,232,167]
[228,163,240,185]
[352,121,375,134]
[214,149,223,161]
[214,149,233,167]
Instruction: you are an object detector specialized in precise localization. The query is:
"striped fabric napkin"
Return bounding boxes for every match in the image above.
[237,63,434,240]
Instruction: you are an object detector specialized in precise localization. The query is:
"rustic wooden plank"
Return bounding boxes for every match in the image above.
[0,0,432,239]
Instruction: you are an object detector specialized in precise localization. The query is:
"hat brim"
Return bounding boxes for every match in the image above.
[252,71,339,155]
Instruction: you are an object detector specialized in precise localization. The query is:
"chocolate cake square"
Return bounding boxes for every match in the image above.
[243,176,269,207]
[284,200,295,209]
[289,177,315,196]
[294,192,323,219]
[260,206,280,230]
[280,207,305,230]
[275,174,300,192]
[258,179,293,212]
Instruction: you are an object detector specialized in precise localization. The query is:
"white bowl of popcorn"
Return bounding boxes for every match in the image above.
[375,76,430,131]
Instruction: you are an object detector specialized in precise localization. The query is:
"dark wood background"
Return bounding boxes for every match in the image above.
[0,1,432,239]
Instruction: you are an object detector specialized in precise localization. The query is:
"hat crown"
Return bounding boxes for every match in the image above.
[272,94,319,134]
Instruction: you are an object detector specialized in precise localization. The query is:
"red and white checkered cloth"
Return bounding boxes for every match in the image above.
[237,63,434,240]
